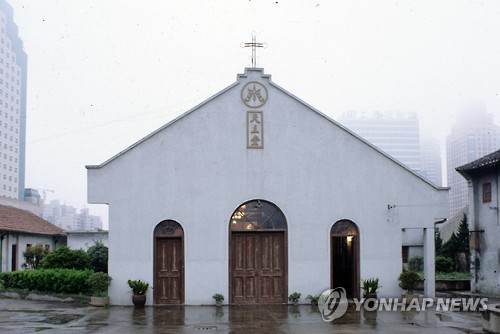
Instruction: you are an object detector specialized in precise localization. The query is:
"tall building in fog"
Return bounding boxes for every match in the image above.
[420,136,442,186]
[446,107,500,218]
[43,200,103,231]
[338,111,442,186]
[0,1,27,200]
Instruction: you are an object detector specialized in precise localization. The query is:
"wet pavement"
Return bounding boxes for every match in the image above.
[0,298,485,333]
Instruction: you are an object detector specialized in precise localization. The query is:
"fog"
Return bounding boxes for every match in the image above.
[7,0,500,227]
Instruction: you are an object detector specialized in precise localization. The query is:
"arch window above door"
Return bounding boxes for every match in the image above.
[155,220,183,237]
[230,200,287,231]
[330,219,358,236]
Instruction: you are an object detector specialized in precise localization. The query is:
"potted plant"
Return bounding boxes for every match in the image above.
[306,294,320,306]
[361,277,380,307]
[87,272,112,307]
[212,293,224,306]
[398,270,422,305]
[288,292,301,306]
[127,279,149,308]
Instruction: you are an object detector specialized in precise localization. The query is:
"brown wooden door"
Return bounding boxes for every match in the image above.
[155,237,184,304]
[231,232,286,304]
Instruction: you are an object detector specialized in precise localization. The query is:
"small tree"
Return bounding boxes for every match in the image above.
[22,245,49,270]
[39,246,91,270]
[456,213,470,270]
[441,232,459,268]
[87,240,108,273]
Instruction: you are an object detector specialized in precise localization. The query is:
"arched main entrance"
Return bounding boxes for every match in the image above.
[154,220,184,304]
[229,200,287,304]
[331,220,360,298]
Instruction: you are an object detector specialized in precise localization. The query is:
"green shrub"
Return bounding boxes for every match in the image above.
[0,269,93,295]
[408,256,424,271]
[127,279,149,295]
[39,246,91,270]
[87,272,112,297]
[435,256,454,273]
[398,270,422,294]
[87,241,108,273]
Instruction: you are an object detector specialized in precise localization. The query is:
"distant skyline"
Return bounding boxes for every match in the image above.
[6,0,500,228]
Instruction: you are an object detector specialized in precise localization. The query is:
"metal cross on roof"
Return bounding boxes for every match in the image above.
[243,32,265,68]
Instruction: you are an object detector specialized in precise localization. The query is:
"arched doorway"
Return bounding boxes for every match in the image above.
[154,220,184,304]
[229,199,287,304]
[331,220,360,299]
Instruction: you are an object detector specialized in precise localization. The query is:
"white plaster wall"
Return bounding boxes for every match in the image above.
[88,68,448,305]
[473,171,500,295]
[0,233,56,271]
[67,232,109,251]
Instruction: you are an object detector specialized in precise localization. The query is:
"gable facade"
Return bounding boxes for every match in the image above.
[87,68,448,305]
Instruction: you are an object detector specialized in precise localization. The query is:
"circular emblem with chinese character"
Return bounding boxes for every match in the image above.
[241,81,268,108]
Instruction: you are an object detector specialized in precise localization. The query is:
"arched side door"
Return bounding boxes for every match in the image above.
[154,220,184,304]
[331,220,360,299]
[229,200,287,304]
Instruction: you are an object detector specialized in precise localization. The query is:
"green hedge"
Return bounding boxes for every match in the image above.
[0,269,93,295]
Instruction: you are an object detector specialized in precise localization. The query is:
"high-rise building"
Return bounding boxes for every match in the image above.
[446,107,500,218]
[420,136,443,186]
[43,200,102,231]
[0,0,27,200]
[338,110,424,172]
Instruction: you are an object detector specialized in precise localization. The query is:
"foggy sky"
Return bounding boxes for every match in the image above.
[7,0,500,227]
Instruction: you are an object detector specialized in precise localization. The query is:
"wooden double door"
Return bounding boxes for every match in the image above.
[230,232,287,304]
[155,237,184,304]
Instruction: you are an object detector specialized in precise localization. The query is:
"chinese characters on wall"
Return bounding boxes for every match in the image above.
[241,81,267,149]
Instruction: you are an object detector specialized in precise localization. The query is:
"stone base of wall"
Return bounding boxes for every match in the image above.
[0,291,90,304]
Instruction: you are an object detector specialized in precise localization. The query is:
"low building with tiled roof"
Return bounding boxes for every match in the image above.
[0,204,66,272]
[456,149,500,175]
[456,148,500,296]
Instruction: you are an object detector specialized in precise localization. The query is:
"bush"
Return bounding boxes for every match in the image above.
[398,270,422,294]
[39,246,91,270]
[436,256,454,273]
[0,269,93,295]
[87,241,108,273]
[87,272,112,297]
[23,245,50,270]
[408,256,424,271]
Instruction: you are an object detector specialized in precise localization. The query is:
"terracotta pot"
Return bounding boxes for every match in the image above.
[402,293,419,305]
[132,294,147,308]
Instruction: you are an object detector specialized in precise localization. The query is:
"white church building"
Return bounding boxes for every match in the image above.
[86,68,448,305]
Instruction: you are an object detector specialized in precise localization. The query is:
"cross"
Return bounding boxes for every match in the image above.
[243,32,265,68]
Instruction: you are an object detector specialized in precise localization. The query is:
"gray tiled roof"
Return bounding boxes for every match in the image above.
[456,149,500,172]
